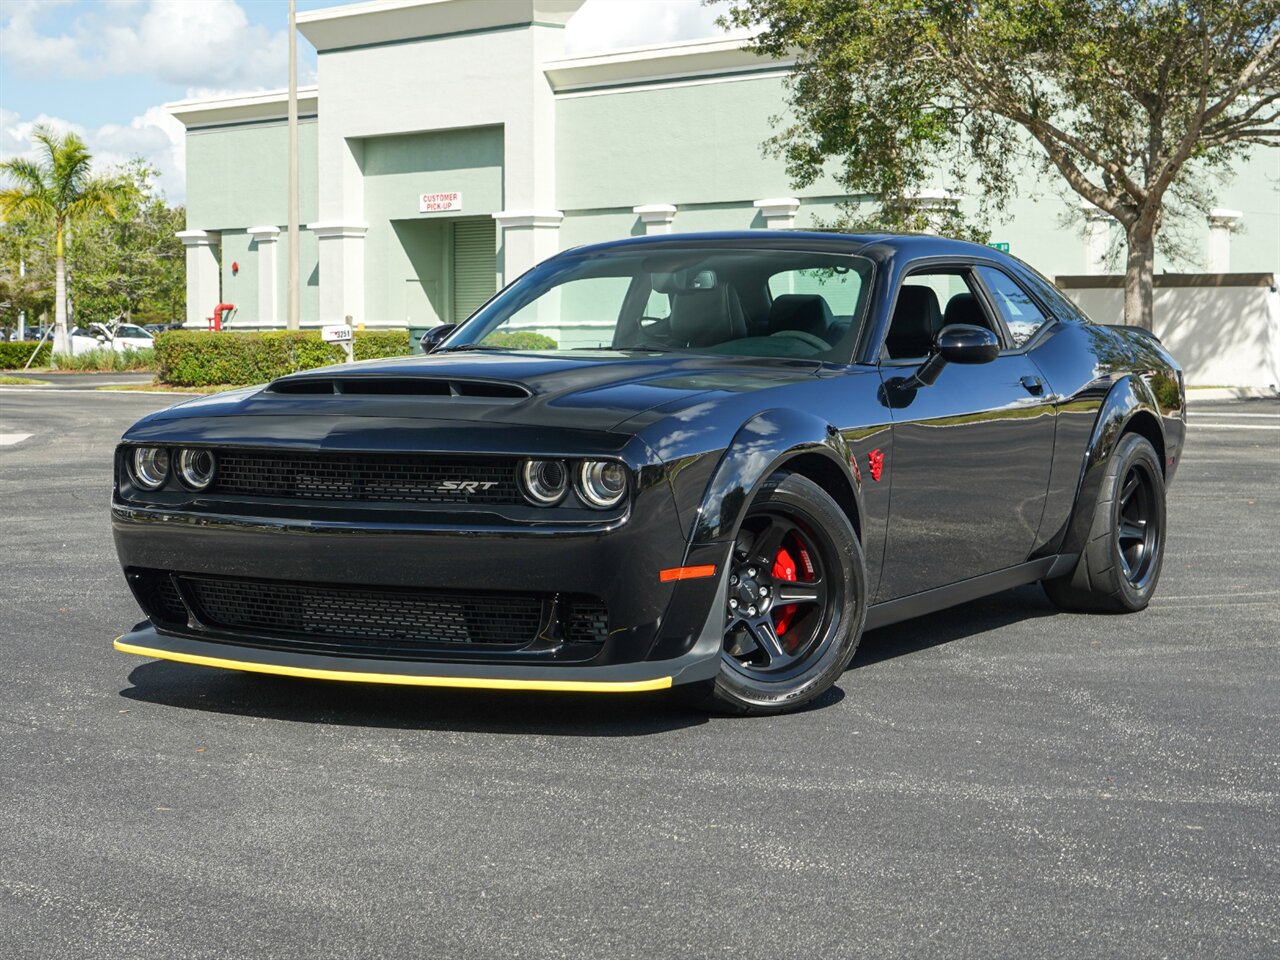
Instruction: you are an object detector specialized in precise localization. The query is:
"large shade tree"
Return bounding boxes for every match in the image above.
[720,0,1280,328]
[0,125,118,354]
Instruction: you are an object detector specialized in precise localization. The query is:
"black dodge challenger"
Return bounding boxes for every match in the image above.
[112,232,1185,714]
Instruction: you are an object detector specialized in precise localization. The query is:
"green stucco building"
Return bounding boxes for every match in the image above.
[169,0,1280,335]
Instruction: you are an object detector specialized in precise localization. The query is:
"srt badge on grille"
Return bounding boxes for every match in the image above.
[437,480,500,493]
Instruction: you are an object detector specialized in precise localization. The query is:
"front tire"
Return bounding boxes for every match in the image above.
[683,472,866,715]
[1042,432,1166,613]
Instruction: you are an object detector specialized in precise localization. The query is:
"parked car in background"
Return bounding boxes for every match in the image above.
[69,323,155,356]
[143,323,184,335]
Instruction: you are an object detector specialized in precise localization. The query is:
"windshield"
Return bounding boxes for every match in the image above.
[441,246,875,363]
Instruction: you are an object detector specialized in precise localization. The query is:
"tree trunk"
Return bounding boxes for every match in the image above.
[1123,222,1156,330]
[53,246,70,357]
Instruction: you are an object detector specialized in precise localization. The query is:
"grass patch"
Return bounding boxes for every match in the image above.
[0,374,48,385]
[96,382,250,394]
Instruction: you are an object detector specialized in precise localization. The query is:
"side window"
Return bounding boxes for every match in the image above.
[643,287,671,320]
[976,266,1048,348]
[884,270,993,360]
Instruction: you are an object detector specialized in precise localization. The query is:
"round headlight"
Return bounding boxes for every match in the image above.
[131,447,170,490]
[577,460,628,509]
[176,448,217,490]
[519,459,568,506]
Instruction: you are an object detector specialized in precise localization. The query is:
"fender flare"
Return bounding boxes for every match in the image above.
[1057,374,1165,558]
[690,408,862,545]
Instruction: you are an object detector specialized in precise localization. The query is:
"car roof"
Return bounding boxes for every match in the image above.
[552,230,1004,265]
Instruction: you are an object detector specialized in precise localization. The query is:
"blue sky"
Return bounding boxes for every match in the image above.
[0,0,743,201]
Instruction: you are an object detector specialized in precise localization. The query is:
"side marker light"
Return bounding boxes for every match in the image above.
[659,565,717,583]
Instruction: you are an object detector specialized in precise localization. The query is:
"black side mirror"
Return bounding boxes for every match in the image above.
[910,324,1000,387]
[419,324,458,353]
[937,324,1000,364]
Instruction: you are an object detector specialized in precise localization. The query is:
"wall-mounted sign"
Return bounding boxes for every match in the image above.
[420,191,462,214]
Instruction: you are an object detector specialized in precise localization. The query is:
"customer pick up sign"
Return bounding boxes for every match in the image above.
[420,191,462,214]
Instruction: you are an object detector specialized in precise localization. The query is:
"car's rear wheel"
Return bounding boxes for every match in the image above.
[682,472,866,715]
[1042,432,1166,613]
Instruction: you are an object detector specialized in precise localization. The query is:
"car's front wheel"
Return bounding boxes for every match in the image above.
[1042,432,1167,613]
[683,472,866,715]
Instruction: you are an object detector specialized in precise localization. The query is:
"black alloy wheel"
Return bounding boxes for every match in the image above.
[1042,432,1167,613]
[1115,460,1161,590]
[684,472,866,715]
[723,509,836,682]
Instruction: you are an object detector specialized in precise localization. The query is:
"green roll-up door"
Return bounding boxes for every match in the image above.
[452,219,497,323]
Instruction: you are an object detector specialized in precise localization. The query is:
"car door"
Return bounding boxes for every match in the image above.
[875,264,1057,601]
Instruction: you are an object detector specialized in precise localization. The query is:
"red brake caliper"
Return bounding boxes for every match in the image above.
[772,547,799,637]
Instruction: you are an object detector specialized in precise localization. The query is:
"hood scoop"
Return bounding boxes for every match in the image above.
[268,376,530,400]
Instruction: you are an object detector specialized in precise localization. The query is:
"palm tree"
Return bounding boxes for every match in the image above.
[0,125,117,356]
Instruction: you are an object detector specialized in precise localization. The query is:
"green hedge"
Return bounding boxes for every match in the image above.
[155,329,411,387]
[0,341,51,369]
[482,331,557,350]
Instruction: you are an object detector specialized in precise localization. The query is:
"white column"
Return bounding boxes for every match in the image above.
[754,198,801,229]
[1079,201,1114,276]
[1206,208,1243,273]
[247,225,280,328]
[175,230,221,327]
[633,203,677,236]
[307,221,368,326]
[909,189,963,235]
[492,210,563,284]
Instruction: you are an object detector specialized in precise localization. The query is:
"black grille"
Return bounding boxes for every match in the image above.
[128,570,611,659]
[209,451,521,504]
[564,601,609,645]
[131,572,187,625]
[186,576,544,648]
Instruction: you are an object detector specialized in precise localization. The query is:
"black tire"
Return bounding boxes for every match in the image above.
[681,472,867,715]
[1042,432,1166,613]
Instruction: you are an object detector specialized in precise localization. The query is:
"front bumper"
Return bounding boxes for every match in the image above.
[112,496,731,688]
[115,597,726,691]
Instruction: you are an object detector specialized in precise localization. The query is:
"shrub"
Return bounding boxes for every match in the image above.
[155,329,412,387]
[482,331,558,350]
[54,348,156,372]
[0,341,51,370]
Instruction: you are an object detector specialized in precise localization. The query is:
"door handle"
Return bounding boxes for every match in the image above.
[1020,375,1045,395]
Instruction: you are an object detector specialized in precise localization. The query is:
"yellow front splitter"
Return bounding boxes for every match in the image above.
[114,638,673,693]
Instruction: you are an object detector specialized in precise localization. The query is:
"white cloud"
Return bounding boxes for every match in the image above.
[564,0,748,55]
[1,106,186,202]
[0,0,743,205]
[1,0,297,91]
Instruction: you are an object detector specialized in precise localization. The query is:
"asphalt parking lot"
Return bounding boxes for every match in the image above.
[1,388,1277,960]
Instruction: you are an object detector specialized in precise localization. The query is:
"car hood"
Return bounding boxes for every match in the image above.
[143,350,831,434]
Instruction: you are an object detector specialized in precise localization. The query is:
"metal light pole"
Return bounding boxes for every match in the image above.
[17,258,25,340]
[287,0,300,330]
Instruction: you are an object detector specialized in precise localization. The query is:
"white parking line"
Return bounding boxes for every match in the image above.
[0,433,33,445]
[1189,413,1280,419]
[1187,424,1280,432]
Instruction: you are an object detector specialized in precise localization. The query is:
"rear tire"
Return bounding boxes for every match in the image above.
[681,472,866,716]
[1042,432,1166,613]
